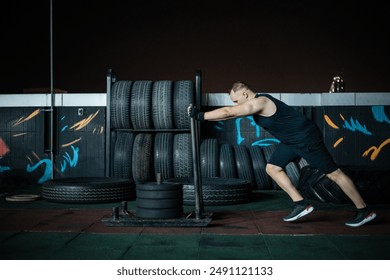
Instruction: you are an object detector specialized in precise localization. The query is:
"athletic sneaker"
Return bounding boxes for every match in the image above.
[283,204,314,222]
[345,207,376,227]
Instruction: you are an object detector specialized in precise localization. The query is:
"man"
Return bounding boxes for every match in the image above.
[188,81,376,227]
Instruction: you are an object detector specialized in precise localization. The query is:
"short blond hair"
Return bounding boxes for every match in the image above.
[231,81,250,93]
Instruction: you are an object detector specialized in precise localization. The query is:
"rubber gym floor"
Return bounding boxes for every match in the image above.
[0,184,389,260]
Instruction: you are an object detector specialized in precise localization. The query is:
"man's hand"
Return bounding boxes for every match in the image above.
[187,104,205,121]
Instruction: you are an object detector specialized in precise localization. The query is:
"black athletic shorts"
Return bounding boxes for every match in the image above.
[268,142,338,174]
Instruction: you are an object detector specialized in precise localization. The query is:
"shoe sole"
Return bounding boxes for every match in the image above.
[283,205,314,222]
[345,212,377,227]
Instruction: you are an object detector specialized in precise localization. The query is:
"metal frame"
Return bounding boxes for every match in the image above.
[105,69,114,177]
[101,69,212,227]
[101,202,212,228]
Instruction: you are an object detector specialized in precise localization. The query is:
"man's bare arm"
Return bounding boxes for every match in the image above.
[204,98,265,121]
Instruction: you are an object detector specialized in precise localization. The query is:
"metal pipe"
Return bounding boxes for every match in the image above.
[105,69,113,177]
[190,106,204,219]
[49,0,54,179]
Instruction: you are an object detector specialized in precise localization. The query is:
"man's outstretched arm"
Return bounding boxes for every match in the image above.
[203,98,265,121]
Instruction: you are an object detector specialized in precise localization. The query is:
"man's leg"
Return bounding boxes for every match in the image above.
[265,163,303,201]
[266,163,314,222]
[326,168,366,208]
[266,143,314,222]
[326,168,376,226]
[302,142,377,227]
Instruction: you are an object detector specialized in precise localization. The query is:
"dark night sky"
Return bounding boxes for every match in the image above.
[1,0,389,93]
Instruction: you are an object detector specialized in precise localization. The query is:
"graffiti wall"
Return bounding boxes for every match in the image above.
[203,105,390,170]
[315,106,390,169]
[0,107,105,186]
[55,107,105,178]
[1,103,388,186]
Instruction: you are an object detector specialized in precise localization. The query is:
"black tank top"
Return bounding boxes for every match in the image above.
[252,94,323,151]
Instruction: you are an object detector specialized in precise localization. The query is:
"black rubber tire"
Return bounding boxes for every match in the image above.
[298,158,309,169]
[136,207,183,219]
[219,144,237,178]
[308,184,327,202]
[285,161,300,188]
[173,133,193,178]
[200,138,219,178]
[298,166,347,204]
[136,181,183,191]
[110,81,132,129]
[314,176,348,204]
[113,132,134,179]
[152,80,174,129]
[326,181,348,204]
[262,144,277,162]
[130,80,153,129]
[42,177,135,204]
[173,80,194,129]
[136,198,182,208]
[298,165,325,195]
[132,133,154,183]
[136,189,183,199]
[166,177,252,206]
[297,165,315,192]
[154,133,174,181]
[248,146,272,190]
[233,145,255,188]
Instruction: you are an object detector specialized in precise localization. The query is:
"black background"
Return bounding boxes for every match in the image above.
[1,0,389,93]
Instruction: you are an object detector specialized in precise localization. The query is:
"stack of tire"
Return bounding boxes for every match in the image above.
[110,80,193,130]
[110,80,194,183]
[199,139,301,191]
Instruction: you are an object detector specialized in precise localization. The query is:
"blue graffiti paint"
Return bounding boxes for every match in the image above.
[235,116,261,145]
[236,118,245,144]
[214,121,225,131]
[26,159,52,183]
[61,125,69,132]
[252,138,280,147]
[343,117,372,135]
[214,116,278,146]
[60,145,79,172]
[372,105,390,124]
[0,166,11,172]
[60,116,68,132]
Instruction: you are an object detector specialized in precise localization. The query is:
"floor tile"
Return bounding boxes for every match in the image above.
[0,232,78,260]
[263,235,345,260]
[326,235,390,259]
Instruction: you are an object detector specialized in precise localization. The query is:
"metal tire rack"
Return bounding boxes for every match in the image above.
[102,69,212,227]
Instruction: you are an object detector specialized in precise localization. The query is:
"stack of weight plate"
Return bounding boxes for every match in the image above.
[136,180,183,219]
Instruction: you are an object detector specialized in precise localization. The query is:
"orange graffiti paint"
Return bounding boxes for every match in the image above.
[70,110,100,130]
[324,114,339,129]
[12,109,41,127]
[362,138,390,161]
[62,137,82,148]
[333,137,344,148]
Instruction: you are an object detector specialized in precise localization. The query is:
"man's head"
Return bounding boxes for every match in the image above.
[229,81,253,105]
